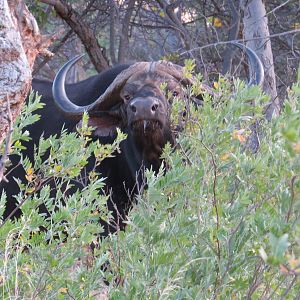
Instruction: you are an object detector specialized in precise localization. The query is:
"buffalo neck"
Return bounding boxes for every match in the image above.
[121,126,173,185]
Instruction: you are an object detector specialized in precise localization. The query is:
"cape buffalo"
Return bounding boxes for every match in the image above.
[1,42,264,235]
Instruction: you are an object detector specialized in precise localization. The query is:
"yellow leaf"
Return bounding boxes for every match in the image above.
[14,140,22,148]
[294,22,300,29]
[292,141,300,153]
[26,167,34,176]
[213,18,223,28]
[159,10,165,17]
[25,167,34,182]
[54,165,62,173]
[22,264,31,272]
[89,171,97,179]
[213,82,219,89]
[232,129,246,143]
[58,287,68,294]
[220,153,230,161]
[26,187,35,194]
[25,175,33,182]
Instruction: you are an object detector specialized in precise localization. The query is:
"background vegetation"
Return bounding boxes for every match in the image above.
[29,0,300,98]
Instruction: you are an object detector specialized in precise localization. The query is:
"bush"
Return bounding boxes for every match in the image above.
[0,93,125,299]
[1,74,300,299]
[106,77,300,299]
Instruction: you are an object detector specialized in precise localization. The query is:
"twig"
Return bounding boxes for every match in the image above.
[280,275,297,299]
[265,0,292,17]
[0,95,13,183]
[31,265,48,300]
[180,29,300,57]
[0,197,28,229]
[33,0,97,75]
[66,285,76,300]
[200,141,219,231]
[33,29,74,76]
[200,140,221,298]
[286,175,297,222]
[246,260,266,299]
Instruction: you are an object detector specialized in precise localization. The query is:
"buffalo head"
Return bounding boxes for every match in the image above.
[53,60,193,136]
[52,42,264,165]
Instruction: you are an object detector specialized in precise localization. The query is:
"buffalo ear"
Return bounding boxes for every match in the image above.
[77,115,123,137]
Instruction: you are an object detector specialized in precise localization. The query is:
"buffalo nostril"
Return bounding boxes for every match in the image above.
[130,104,137,113]
[151,103,158,112]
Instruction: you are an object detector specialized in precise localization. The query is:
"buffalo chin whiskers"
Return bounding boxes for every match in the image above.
[131,120,162,133]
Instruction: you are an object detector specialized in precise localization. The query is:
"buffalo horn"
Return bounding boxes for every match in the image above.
[230,42,264,86]
[52,58,151,116]
[52,54,96,116]
[52,43,264,116]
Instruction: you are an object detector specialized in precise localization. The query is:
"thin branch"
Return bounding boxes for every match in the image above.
[34,0,98,75]
[286,175,297,222]
[109,0,117,64]
[180,29,300,56]
[156,0,193,50]
[265,0,292,17]
[200,140,221,297]
[39,0,109,71]
[33,29,74,76]
[280,275,298,299]
[31,264,49,300]
[246,260,267,299]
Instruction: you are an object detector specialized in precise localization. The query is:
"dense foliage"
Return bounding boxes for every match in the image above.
[1,74,300,298]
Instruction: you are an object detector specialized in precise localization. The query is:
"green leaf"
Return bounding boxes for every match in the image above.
[269,233,290,258]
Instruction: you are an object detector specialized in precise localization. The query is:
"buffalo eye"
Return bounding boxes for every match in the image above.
[172,91,179,97]
[123,94,131,102]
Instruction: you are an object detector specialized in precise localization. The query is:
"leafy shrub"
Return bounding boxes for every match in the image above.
[106,77,300,299]
[1,74,300,299]
[0,93,125,299]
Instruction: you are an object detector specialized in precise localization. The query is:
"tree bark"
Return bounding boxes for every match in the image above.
[0,0,54,146]
[40,0,109,72]
[118,0,135,63]
[242,0,279,120]
[222,0,241,74]
[109,0,117,65]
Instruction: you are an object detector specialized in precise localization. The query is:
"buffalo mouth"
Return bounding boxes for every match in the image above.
[131,119,163,134]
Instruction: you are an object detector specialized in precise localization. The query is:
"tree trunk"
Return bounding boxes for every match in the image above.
[242,0,279,120]
[118,0,135,63]
[109,0,117,65]
[222,0,241,75]
[0,0,54,146]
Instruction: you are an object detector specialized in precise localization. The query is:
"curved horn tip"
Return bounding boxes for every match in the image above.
[52,53,90,115]
[228,42,265,86]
